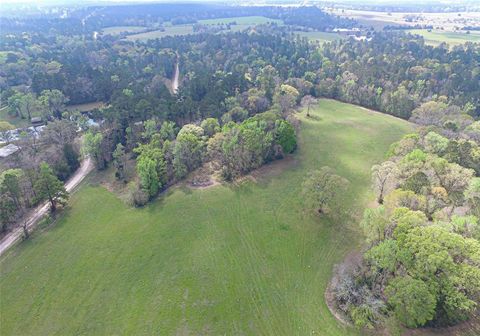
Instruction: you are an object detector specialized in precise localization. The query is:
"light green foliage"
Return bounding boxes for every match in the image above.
[449,215,480,240]
[391,208,427,241]
[349,305,377,329]
[83,131,104,169]
[7,92,42,120]
[361,206,389,244]
[214,114,292,180]
[384,189,426,213]
[34,162,68,211]
[159,121,177,141]
[302,166,349,216]
[387,133,420,158]
[257,64,278,99]
[137,156,159,197]
[274,119,296,154]
[200,118,220,137]
[385,276,436,328]
[274,84,300,113]
[38,89,68,119]
[135,139,167,196]
[142,119,158,141]
[398,226,480,322]
[176,124,204,138]
[173,124,205,179]
[384,85,415,119]
[465,178,480,216]
[424,131,449,155]
[365,239,398,273]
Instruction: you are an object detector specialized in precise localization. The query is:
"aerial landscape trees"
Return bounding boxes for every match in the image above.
[0,1,479,335]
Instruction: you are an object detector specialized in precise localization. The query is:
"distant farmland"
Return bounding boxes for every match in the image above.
[407,29,480,46]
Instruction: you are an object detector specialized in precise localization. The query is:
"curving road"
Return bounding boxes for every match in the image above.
[0,157,93,256]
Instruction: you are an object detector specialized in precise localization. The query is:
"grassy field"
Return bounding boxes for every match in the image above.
[125,25,194,41]
[408,29,480,46]
[124,16,282,41]
[294,31,344,44]
[0,100,412,335]
[329,9,480,32]
[199,16,282,26]
[102,26,147,35]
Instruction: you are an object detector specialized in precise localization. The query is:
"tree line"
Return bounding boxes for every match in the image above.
[330,114,480,329]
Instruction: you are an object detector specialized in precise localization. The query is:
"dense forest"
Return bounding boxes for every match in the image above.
[0,3,479,333]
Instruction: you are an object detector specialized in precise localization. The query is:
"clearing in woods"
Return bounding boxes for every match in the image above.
[0,100,412,335]
[407,29,480,46]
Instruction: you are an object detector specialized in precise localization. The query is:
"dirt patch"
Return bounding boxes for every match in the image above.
[249,155,298,182]
[186,163,221,189]
[325,251,362,328]
[403,314,480,336]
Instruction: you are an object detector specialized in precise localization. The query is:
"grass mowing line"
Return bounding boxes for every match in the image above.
[0,100,412,335]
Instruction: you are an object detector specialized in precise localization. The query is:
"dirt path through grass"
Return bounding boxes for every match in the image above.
[0,157,93,256]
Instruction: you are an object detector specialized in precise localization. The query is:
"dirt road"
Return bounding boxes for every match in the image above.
[172,61,179,93]
[0,157,93,256]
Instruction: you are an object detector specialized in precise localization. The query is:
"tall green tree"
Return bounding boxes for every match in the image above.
[302,167,349,216]
[34,163,68,212]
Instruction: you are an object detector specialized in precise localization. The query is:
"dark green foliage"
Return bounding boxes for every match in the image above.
[63,143,80,174]
[34,163,69,212]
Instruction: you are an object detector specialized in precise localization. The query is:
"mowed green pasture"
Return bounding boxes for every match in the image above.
[0,100,412,335]
[408,29,480,46]
[125,25,194,41]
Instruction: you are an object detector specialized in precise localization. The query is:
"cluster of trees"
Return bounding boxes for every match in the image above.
[0,162,68,233]
[3,28,477,129]
[7,89,69,121]
[84,105,297,206]
[332,128,480,329]
[0,118,81,233]
[315,33,479,119]
[208,111,296,180]
[77,4,354,33]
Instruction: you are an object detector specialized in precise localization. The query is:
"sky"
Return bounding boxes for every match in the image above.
[0,0,474,5]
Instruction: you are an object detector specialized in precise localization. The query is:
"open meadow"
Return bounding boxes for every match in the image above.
[0,100,412,335]
[125,25,194,41]
[407,29,480,46]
